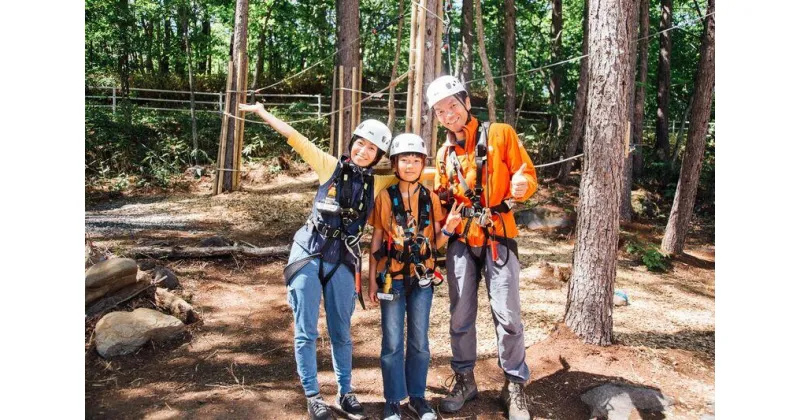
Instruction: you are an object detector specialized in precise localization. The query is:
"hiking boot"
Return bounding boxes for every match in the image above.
[336,392,365,418]
[500,379,531,420]
[307,394,334,420]
[408,397,436,420]
[382,401,402,420]
[439,371,478,413]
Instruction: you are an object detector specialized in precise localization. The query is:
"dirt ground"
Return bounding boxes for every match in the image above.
[85,165,715,419]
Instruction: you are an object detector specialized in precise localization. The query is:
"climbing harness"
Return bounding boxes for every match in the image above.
[373,183,443,301]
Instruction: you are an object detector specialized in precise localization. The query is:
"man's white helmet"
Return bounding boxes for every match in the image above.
[353,119,392,153]
[425,75,467,109]
[389,133,428,158]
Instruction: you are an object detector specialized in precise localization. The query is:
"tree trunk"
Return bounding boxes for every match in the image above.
[176,8,188,77]
[474,0,497,122]
[458,0,474,84]
[557,0,589,183]
[387,0,405,133]
[548,0,563,136]
[671,95,692,166]
[420,0,441,147]
[117,0,131,96]
[565,0,636,346]
[200,11,211,74]
[620,0,641,222]
[251,4,274,102]
[181,2,199,165]
[661,0,714,256]
[160,15,171,74]
[331,0,360,156]
[501,0,517,127]
[632,0,650,177]
[655,0,673,159]
[143,18,155,73]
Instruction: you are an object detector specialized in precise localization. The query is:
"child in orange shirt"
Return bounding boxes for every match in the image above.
[368,133,462,420]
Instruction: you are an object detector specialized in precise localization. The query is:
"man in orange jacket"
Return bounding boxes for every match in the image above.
[426,75,537,420]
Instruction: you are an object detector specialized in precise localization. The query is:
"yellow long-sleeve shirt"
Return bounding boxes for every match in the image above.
[287,132,436,198]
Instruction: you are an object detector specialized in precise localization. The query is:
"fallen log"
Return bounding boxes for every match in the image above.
[155,287,197,324]
[125,244,291,259]
[85,281,154,317]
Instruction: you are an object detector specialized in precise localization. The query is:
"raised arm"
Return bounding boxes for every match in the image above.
[239,102,337,179]
[239,103,297,139]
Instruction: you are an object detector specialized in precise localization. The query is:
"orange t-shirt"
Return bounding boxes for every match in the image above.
[433,117,538,247]
[369,184,445,275]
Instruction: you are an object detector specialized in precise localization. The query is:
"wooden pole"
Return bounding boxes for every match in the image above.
[405,1,418,132]
[411,3,426,135]
[357,60,363,124]
[214,0,249,194]
[214,60,235,195]
[329,66,338,153]
[233,50,248,191]
[338,65,345,155]
[350,67,358,131]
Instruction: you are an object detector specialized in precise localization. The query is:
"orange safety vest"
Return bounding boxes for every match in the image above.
[434,117,538,248]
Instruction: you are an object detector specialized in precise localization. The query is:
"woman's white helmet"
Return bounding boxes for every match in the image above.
[352,119,392,153]
[389,133,428,158]
[425,75,467,109]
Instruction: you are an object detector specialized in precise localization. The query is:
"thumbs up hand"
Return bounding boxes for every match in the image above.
[511,163,529,199]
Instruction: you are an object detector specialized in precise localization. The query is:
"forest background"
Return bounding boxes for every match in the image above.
[0,1,794,418]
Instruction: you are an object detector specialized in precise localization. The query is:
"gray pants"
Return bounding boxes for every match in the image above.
[445,239,530,383]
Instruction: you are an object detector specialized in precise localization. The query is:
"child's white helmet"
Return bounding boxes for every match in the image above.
[425,75,467,108]
[389,133,428,158]
[353,119,392,153]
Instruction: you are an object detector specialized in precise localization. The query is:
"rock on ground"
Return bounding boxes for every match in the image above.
[581,383,673,419]
[94,308,185,358]
[152,266,180,289]
[85,258,140,305]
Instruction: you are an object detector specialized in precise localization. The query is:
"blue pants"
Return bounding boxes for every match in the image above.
[380,279,434,402]
[286,243,357,397]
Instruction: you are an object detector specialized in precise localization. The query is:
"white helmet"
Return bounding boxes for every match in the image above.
[389,133,428,158]
[352,119,392,153]
[425,75,467,109]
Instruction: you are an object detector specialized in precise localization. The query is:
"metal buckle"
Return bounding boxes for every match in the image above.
[478,208,493,228]
[415,263,434,288]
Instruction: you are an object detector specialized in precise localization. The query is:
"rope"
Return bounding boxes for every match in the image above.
[410,0,448,25]
[227,70,410,125]
[533,146,637,169]
[247,11,410,94]
[465,12,714,85]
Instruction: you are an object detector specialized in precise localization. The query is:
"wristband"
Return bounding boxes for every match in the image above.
[442,227,455,237]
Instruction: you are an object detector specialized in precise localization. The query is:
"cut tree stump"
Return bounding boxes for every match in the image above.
[126,244,291,259]
[155,287,197,324]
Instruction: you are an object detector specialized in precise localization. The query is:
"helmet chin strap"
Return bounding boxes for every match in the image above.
[394,171,421,184]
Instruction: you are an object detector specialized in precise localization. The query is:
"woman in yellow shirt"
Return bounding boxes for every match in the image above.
[240,102,396,420]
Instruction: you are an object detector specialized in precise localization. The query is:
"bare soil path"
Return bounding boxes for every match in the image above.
[85,168,715,419]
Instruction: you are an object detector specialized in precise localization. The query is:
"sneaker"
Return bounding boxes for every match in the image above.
[408,397,436,420]
[336,392,365,417]
[307,394,334,420]
[382,401,402,420]
[500,379,531,420]
[439,371,478,413]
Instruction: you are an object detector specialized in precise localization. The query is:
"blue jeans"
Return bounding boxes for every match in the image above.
[286,243,357,397]
[380,279,434,402]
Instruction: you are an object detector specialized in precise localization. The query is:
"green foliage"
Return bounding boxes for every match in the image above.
[85,0,714,197]
[625,239,671,272]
